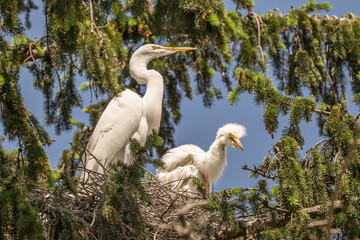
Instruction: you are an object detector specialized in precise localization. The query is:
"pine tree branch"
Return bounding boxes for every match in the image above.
[279,99,331,116]
[222,199,359,239]
[314,109,331,116]
[7,43,48,63]
[307,219,329,228]
[354,112,360,122]
[22,42,40,68]
[145,0,153,19]
[242,164,277,180]
[326,70,338,104]
[17,138,23,196]
[249,12,265,64]
[326,124,360,240]
[302,139,329,170]
[258,197,288,213]
[89,0,95,34]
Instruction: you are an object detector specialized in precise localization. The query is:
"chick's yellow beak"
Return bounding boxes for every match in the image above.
[230,134,244,151]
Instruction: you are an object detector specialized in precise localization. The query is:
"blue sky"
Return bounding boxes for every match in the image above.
[3,0,360,192]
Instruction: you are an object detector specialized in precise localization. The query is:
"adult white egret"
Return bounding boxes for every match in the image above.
[156,123,246,194]
[80,44,196,180]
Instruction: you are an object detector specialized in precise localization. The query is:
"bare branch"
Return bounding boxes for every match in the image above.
[242,164,277,180]
[355,112,360,122]
[307,219,328,228]
[314,109,331,116]
[89,0,95,34]
[250,13,265,64]
[145,0,153,19]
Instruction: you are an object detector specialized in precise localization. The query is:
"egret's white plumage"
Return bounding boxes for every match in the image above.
[156,123,246,193]
[79,44,196,180]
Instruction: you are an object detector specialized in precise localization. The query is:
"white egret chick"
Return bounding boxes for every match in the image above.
[79,44,196,180]
[156,123,246,194]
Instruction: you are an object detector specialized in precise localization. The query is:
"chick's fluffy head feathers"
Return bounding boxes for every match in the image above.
[216,123,247,139]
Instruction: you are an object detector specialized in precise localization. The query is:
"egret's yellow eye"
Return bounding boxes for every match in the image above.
[152,46,161,50]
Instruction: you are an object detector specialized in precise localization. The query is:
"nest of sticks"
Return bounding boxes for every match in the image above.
[27,163,219,240]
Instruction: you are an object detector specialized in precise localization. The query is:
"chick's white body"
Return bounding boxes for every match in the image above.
[156,123,246,193]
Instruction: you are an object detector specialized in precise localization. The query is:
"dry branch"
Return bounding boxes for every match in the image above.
[242,164,277,180]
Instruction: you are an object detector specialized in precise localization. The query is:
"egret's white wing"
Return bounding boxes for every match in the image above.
[156,165,202,193]
[82,89,144,174]
[159,144,206,172]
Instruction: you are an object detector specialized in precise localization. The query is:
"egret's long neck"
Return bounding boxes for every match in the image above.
[130,54,164,133]
[143,71,164,132]
[129,57,149,83]
[201,138,227,184]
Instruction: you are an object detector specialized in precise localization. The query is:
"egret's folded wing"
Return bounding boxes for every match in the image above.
[160,144,205,172]
[85,89,144,166]
[156,165,201,191]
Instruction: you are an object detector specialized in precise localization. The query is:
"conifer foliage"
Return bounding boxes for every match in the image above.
[1,0,360,239]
